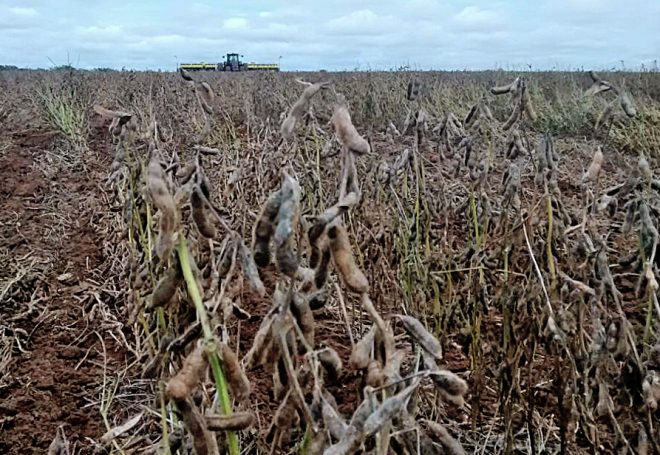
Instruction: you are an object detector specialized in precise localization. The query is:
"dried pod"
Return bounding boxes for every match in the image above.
[311,192,360,237]
[198,167,212,199]
[595,101,615,130]
[252,190,282,267]
[318,348,343,382]
[219,342,250,402]
[502,103,521,131]
[620,91,637,117]
[193,145,221,156]
[407,76,421,101]
[166,344,208,400]
[642,370,660,410]
[638,155,653,182]
[238,238,266,296]
[596,194,618,215]
[382,349,406,385]
[109,117,122,136]
[422,350,468,406]
[323,425,362,455]
[338,147,360,198]
[191,187,216,238]
[179,67,193,82]
[638,427,649,455]
[292,293,315,348]
[481,103,494,121]
[464,103,479,128]
[280,114,297,141]
[522,85,537,121]
[363,379,421,436]
[622,200,637,234]
[93,105,133,135]
[276,239,299,277]
[217,238,236,278]
[365,360,384,388]
[490,79,517,95]
[274,174,301,245]
[424,420,466,455]
[147,157,178,260]
[321,394,348,441]
[149,264,182,309]
[327,224,369,294]
[47,427,68,455]
[243,312,276,369]
[176,398,219,455]
[331,103,370,155]
[176,162,196,184]
[199,81,215,102]
[205,411,255,431]
[280,80,330,141]
[397,315,442,360]
[506,136,520,160]
[512,129,527,155]
[198,95,214,115]
[595,381,613,417]
[309,232,323,269]
[581,147,604,185]
[272,360,287,400]
[314,245,332,289]
[349,325,377,370]
[272,393,299,441]
[584,81,612,97]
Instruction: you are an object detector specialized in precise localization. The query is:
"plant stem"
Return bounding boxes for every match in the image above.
[177,235,240,455]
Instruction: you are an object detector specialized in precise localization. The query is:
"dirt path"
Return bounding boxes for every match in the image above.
[0,127,128,453]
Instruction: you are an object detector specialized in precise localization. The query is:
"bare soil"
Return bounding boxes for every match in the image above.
[0,125,128,454]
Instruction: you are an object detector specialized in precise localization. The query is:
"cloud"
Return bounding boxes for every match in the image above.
[0,0,656,70]
[223,17,248,30]
[453,6,502,31]
[9,6,37,17]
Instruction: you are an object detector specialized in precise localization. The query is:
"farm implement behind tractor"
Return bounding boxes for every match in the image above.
[179,53,279,72]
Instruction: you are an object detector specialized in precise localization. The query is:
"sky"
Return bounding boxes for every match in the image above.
[0,0,658,71]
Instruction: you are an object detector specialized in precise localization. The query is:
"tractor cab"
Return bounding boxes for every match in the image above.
[223,53,246,71]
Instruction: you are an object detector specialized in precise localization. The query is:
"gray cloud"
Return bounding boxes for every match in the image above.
[0,0,656,71]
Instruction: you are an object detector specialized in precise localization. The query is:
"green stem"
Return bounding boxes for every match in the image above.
[177,235,240,455]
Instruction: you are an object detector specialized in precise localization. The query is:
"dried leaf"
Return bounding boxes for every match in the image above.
[100,413,143,444]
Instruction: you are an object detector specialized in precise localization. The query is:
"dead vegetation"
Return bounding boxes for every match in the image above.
[1,67,659,454]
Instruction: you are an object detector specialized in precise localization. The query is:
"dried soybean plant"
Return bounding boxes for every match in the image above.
[584,70,638,131]
[93,104,137,182]
[490,76,537,129]
[119,108,282,455]
[234,86,470,454]
[178,68,220,142]
[280,79,331,142]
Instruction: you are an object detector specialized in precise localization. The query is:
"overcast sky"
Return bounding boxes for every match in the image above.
[1,0,658,71]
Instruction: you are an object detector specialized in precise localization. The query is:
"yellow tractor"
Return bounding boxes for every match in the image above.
[179,53,279,72]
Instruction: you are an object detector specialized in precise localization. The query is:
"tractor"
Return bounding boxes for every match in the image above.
[179,53,279,72]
